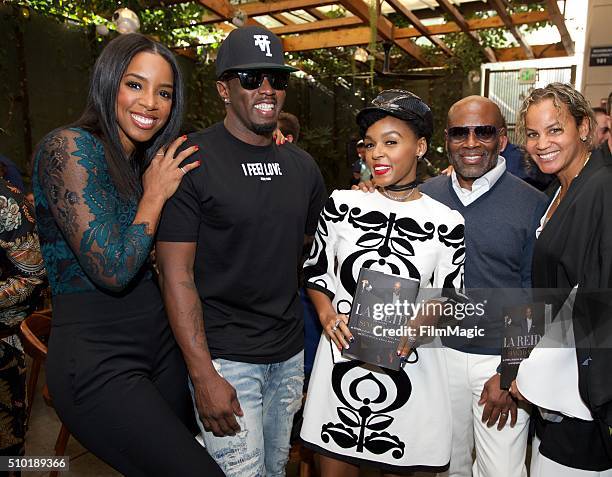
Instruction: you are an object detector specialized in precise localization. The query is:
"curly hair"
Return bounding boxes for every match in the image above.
[516,83,596,151]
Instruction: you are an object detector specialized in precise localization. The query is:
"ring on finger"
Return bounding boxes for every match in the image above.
[156,151,165,156]
[500,411,508,417]
[179,166,187,175]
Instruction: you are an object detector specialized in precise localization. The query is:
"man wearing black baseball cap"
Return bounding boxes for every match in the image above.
[156,25,326,476]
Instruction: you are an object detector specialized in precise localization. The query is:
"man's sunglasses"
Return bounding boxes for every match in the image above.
[447,125,502,143]
[222,70,290,90]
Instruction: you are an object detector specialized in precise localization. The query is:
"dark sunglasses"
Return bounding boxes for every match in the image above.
[222,70,290,90]
[447,125,502,143]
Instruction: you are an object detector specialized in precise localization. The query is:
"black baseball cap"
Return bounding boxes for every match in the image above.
[356,89,434,141]
[215,26,299,78]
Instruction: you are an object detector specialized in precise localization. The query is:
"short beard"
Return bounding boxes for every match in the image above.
[449,145,500,179]
[251,121,277,136]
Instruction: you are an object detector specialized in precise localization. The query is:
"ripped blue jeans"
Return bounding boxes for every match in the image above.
[192,351,304,477]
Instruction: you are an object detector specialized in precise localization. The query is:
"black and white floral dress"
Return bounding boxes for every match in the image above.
[300,189,465,473]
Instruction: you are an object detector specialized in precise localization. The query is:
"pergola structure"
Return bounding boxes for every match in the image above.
[167,0,574,69]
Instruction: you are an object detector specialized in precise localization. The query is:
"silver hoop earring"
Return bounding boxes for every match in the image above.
[580,136,587,142]
[224,98,231,104]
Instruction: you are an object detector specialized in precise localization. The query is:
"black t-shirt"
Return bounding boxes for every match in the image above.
[158,122,327,363]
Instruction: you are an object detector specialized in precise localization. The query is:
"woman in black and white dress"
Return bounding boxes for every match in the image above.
[300,90,465,476]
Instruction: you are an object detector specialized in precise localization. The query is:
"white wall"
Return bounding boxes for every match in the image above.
[582,0,612,107]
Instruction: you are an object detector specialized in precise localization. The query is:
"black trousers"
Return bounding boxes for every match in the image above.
[46,281,224,477]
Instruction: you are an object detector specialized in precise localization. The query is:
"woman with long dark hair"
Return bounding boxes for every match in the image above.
[32,34,223,476]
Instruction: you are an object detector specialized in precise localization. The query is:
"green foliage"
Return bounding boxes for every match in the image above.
[4,0,215,47]
[297,47,355,78]
[323,6,347,19]
[299,124,353,191]
[442,32,487,74]
[0,0,550,185]
[0,12,17,136]
[11,0,113,26]
[299,125,337,186]
[183,60,224,131]
[368,0,377,76]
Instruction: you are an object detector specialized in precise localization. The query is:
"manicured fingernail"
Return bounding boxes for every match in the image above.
[194,145,199,151]
[181,135,187,140]
[196,161,201,166]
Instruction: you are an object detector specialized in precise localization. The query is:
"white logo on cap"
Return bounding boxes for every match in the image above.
[253,35,272,57]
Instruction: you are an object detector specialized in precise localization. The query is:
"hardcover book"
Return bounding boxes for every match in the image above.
[500,302,551,389]
[342,268,419,371]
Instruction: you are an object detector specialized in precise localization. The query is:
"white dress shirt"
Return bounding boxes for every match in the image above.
[451,156,506,206]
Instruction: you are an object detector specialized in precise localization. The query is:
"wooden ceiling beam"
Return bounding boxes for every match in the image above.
[399,1,493,21]
[280,9,558,57]
[284,33,568,63]
[306,8,328,20]
[338,0,429,65]
[200,10,549,47]
[158,0,489,20]
[197,0,339,25]
[487,0,534,59]
[197,0,233,18]
[269,10,550,42]
[216,23,234,33]
[283,26,372,51]
[177,39,567,65]
[272,16,362,35]
[393,10,549,38]
[271,13,294,25]
[209,10,549,40]
[386,0,453,56]
[494,42,568,61]
[544,0,574,55]
[435,0,497,62]
[337,0,392,38]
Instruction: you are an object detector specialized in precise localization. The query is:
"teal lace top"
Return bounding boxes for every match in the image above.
[32,127,153,295]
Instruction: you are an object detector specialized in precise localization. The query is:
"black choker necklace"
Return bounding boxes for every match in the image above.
[386,180,420,192]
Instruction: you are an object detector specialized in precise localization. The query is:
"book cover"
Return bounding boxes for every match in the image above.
[500,302,551,389]
[342,268,419,371]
